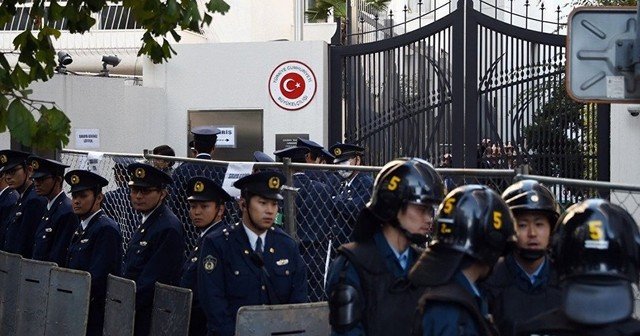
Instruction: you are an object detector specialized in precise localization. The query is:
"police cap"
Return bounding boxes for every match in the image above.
[0,150,30,173]
[191,126,221,147]
[234,171,286,201]
[187,177,233,203]
[297,138,322,150]
[65,170,109,193]
[329,143,365,163]
[273,146,310,163]
[28,155,69,179]
[253,151,274,163]
[319,148,335,161]
[127,162,172,188]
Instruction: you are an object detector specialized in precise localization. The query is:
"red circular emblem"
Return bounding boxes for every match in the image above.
[279,72,306,99]
[269,61,317,111]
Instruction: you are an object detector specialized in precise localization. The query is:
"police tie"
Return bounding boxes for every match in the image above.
[255,236,264,257]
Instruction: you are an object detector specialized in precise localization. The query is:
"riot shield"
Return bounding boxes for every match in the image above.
[44,267,91,336]
[102,274,136,336]
[149,282,192,336]
[0,251,22,336]
[235,302,330,336]
[15,259,56,336]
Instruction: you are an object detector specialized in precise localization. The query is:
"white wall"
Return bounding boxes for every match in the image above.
[143,40,328,157]
[611,104,640,185]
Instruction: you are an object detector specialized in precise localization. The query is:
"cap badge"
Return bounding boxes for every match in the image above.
[0,155,6,164]
[31,160,39,170]
[70,175,80,185]
[334,148,342,156]
[194,181,205,193]
[135,168,146,179]
[530,195,539,202]
[268,176,281,189]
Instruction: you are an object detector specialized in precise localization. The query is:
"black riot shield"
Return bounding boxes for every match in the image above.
[44,267,91,336]
[103,274,136,336]
[0,251,22,336]
[235,302,330,336]
[149,282,192,336]
[15,259,57,336]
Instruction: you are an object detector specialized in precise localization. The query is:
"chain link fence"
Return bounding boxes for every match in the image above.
[59,150,640,303]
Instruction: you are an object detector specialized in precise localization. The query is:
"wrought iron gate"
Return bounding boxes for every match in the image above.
[328,0,609,181]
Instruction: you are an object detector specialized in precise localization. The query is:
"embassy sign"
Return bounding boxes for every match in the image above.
[268,60,317,111]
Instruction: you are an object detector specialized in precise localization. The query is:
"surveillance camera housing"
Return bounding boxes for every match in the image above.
[102,55,121,67]
[57,51,72,66]
[628,106,640,117]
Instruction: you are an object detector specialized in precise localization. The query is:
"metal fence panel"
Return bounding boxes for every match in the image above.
[235,302,330,336]
[15,259,56,336]
[45,267,91,336]
[103,274,136,336]
[149,283,192,336]
[0,251,22,336]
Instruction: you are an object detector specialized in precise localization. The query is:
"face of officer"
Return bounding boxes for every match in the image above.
[72,189,103,219]
[189,200,224,229]
[130,186,167,213]
[515,211,551,254]
[5,164,31,192]
[337,156,361,179]
[397,203,436,237]
[242,195,278,234]
[33,175,62,199]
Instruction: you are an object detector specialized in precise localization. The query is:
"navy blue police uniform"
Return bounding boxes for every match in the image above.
[64,170,123,336]
[275,146,333,302]
[170,126,227,251]
[122,163,185,336]
[179,176,233,336]
[0,184,19,250]
[296,138,341,186]
[197,171,308,336]
[103,156,139,247]
[329,143,373,245]
[29,156,79,266]
[0,150,47,258]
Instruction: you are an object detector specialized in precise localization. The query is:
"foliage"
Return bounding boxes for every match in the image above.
[0,0,230,150]
[306,0,390,22]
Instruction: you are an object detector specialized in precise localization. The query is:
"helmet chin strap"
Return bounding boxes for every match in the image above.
[391,219,430,245]
[517,248,546,261]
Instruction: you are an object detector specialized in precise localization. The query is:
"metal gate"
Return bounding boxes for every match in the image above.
[328,0,609,181]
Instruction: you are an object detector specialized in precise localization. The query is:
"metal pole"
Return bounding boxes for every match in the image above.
[635,2,640,78]
[294,0,304,41]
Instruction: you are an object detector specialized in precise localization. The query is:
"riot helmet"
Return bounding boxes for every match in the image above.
[553,199,640,283]
[502,179,560,228]
[353,158,445,244]
[431,184,516,267]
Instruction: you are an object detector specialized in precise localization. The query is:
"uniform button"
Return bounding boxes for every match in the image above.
[285,270,290,275]
[244,250,249,255]
[194,247,198,251]
[234,271,239,275]
[42,235,46,239]
[261,285,266,291]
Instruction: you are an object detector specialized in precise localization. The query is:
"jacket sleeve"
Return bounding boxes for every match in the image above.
[197,235,232,336]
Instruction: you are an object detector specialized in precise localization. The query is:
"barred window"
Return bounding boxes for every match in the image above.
[1,7,34,31]
[99,5,141,30]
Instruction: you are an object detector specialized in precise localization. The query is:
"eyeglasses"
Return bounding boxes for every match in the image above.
[130,187,161,196]
[4,166,24,177]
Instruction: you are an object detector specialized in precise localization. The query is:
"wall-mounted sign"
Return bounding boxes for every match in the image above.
[275,133,308,150]
[268,61,317,111]
[214,125,237,148]
[75,129,100,149]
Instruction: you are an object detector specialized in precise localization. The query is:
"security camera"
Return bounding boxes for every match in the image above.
[57,51,72,66]
[628,105,640,117]
[102,55,121,67]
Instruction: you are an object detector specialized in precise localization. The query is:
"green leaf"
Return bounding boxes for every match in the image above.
[0,95,8,132]
[32,105,70,150]
[7,99,36,147]
[206,0,230,15]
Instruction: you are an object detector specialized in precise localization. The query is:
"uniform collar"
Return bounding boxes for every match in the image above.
[200,220,222,237]
[47,190,65,210]
[374,232,413,276]
[0,186,7,197]
[141,203,161,224]
[196,153,211,160]
[81,209,102,230]
[242,222,267,251]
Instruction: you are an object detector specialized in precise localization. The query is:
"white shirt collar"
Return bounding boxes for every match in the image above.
[242,222,267,251]
[200,220,222,237]
[196,153,211,159]
[47,191,65,210]
[141,204,160,224]
[0,186,8,197]
[80,209,102,230]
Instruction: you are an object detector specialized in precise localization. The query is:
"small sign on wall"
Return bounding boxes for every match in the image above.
[215,126,236,148]
[75,129,100,149]
[276,133,308,150]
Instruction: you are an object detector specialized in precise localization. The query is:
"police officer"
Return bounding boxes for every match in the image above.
[0,150,47,257]
[409,185,516,336]
[197,171,308,336]
[516,199,640,336]
[329,143,373,245]
[274,146,333,302]
[103,156,137,246]
[122,162,185,336]
[297,137,340,186]
[180,176,233,336]
[65,170,123,336]
[171,126,227,251]
[326,158,444,336]
[0,170,19,249]
[481,180,562,336]
[29,155,78,266]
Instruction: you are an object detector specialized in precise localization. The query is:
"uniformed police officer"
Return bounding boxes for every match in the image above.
[197,171,308,336]
[409,185,516,336]
[171,126,228,251]
[0,150,47,257]
[0,171,19,248]
[326,158,445,336]
[64,170,123,336]
[481,180,562,336]
[296,137,340,186]
[329,143,373,245]
[103,156,137,246]
[122,162,185,336]
[516,199,640,336]
[274,146,333,302]
[29,155,78,266]
[180,176,233,336]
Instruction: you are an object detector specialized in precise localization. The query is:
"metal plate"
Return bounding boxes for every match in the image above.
[44,267,91,336]
[103,274,136,336]
[0,252,22,336]
[15,259,56,336]
[235,302,330,336]
[149,283,192,336]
